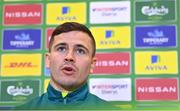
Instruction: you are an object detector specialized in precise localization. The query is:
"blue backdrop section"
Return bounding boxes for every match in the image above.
[3,29,42,50]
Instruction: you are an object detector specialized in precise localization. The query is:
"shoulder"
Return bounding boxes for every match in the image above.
[15,93,47,110]
[87,93,107,103]
[84,93,117,110]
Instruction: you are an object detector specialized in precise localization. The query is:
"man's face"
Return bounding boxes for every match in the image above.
[46,31,96,91]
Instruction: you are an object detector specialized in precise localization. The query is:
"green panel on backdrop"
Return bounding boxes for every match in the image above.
[135,0,176,22]
[0,79,40,103]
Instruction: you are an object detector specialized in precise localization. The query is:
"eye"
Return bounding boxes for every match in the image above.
[76,48,86,55]
[57,46,66,52]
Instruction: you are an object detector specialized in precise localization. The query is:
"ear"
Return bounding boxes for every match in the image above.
[45,53,50,68]
[90,57,96,73]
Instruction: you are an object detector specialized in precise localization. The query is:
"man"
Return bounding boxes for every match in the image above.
[15,22,111,110]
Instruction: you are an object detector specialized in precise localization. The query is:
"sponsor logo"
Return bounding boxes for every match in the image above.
[89,78,131,101]
[145,65,167,71]
[148,29,164,37]
[105,30,113,38]
[11,33,34,46]
[138,86,176,93]
[144,30,168,44]
[100,30,120,45]
[151,55,160,64]
[96,60,128,67]
[92,7,127,12]
[46,3,86,24]
[145,55,167,71]
[93,52,130,74]
[56,16,76,21]
[90,1,130,24]
[135,25,176,47]
[100,41,120,45]
[135,51,178,74]
[5,11,40,18]
[62,6,70,14]
[90,26,131,49]
[135,0,176,21]
[3,29,41,50]
[92,84,128,90]
[5,62,37,68]
[57,6,76,21]
[146,55,166,71]
[7,85,33,96]
[1,54,42,76]
[92,7,127,17]
[136,78,179,101]
[0,79,40,102]
[142,5,168,16]
[4,4,42,25]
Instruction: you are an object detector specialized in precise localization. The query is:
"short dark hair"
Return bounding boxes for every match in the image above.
[49,22,96,57]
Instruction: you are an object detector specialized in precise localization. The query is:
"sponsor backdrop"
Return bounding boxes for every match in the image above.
[0,0,179,110]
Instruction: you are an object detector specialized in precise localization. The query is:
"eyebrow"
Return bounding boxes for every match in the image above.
[54,43,67,50]
[75,44,89,53]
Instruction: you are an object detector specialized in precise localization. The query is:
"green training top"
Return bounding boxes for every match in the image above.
[15,83,113,110]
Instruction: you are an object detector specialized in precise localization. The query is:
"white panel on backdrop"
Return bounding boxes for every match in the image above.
[90,1,130,24]
[89,78,131,101]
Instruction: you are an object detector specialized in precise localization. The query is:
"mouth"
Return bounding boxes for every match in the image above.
[62,65,76,75]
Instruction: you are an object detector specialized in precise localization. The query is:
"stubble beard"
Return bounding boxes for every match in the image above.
[50,74,87,91]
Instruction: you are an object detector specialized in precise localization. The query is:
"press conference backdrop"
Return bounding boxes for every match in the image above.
[0,0,179,110]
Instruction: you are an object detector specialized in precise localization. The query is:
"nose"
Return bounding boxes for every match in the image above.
[64,50,75,62]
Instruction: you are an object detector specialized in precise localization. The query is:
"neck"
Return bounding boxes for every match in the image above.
[50,79,87,93]
[50,79,71,92]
